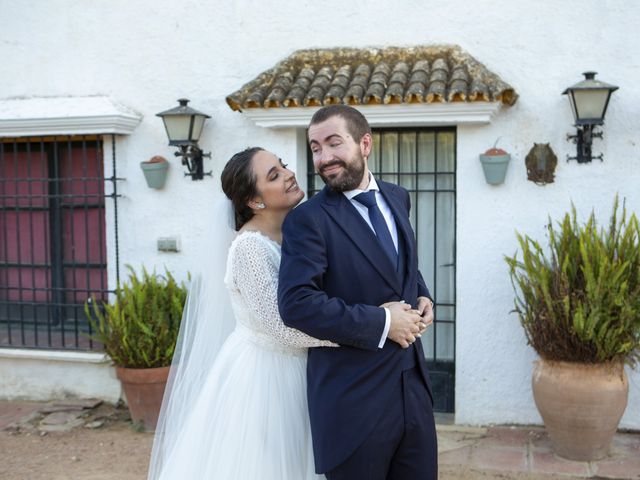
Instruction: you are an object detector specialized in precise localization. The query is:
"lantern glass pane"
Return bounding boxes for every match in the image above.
[574,89,609,122]
[191,115,206,142]
[163,115,193,142]
[567,92,578,122]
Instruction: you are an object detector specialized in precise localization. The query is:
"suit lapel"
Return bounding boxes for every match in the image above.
[320,187,402,295]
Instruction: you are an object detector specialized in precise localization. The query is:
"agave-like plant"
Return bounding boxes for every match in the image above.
[505,197,640,366]
[85,265,188,368]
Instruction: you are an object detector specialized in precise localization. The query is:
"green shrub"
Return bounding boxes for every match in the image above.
[85,265,188,368]
[505,197,640,366]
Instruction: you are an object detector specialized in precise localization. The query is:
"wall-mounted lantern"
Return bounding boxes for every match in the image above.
[563,72,618,163]
[156,98,211,180]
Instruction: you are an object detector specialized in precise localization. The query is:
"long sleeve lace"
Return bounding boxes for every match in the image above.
[230,232,337,348]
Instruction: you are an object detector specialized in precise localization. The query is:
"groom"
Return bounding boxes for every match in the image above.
[278,105,438,479]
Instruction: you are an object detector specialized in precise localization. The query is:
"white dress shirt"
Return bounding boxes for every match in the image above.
[343,172,397,348]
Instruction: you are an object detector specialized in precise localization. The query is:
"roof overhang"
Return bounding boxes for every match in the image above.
[226,45,517,129]
[0,96,143,137]
[240,101,502,128]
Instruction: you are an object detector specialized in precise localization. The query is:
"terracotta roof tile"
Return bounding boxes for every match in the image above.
[226,45,517,111]
[344,64,371,105]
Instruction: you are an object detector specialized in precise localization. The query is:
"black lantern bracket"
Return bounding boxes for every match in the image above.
[566,125,604,163]
[175,145,212,180]
[563,72,618,164]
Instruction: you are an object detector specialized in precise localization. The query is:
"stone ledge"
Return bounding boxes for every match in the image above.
[0,348,110,364]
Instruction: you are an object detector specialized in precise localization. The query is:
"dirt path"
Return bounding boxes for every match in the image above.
[1,423,153,480]
[0,402,585,480]
[1,426,572,480]
[0,426,580,480]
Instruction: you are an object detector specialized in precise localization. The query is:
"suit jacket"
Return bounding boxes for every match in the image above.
[278,180,433,473]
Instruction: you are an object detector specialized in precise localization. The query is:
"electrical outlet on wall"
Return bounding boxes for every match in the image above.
[157,236,181,252]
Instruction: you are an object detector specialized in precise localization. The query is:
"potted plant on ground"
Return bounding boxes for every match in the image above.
[85,266,187,431]
[505,197,640,461]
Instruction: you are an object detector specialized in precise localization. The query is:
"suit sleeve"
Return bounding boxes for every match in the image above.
[417,270,431,300]
[403,187,432,301]
[278,206,386,351]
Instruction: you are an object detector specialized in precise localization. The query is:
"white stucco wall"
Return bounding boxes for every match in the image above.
[1,0,639,427]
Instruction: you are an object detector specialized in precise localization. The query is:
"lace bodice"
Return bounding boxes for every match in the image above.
[225,231,336,351]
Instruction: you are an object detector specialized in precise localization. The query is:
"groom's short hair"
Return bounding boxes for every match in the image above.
[309,105,372,142]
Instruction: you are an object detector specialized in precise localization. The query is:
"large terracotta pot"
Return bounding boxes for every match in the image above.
[116,365,170,432]
[532,359,628,461]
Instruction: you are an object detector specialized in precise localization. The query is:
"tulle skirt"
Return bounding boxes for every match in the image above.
[156,324,322,480]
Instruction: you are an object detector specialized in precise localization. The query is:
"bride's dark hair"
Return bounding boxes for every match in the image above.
[221,147,264,231]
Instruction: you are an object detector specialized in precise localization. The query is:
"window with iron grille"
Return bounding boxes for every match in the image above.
[307,127,456,412]
[0,136,119,351]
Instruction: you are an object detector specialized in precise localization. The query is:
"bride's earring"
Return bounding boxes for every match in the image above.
[256,202,266,209]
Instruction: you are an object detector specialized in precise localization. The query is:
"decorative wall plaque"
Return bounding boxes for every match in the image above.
[525,143,557,185]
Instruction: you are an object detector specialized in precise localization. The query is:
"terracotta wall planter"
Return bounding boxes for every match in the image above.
[479,153,511,185]
[532,359,628,461]
[116,365,170,431]
[140,156,169,189]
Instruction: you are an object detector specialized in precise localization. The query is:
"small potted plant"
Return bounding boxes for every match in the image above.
[505,197,640,461]
[479,139,511,185]
[85,265,187,431]
[140,155,169,189]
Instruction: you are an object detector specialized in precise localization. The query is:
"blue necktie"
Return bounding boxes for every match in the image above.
[354,191,398,268]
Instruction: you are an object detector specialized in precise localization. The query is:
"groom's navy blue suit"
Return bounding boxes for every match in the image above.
[278,179,438,478]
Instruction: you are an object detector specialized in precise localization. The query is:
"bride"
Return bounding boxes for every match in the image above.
[147,147,335,479]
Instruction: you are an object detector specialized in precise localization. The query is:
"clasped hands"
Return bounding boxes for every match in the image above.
[380,297,434,349]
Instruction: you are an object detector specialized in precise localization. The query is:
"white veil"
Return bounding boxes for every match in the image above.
[147,196,237,480]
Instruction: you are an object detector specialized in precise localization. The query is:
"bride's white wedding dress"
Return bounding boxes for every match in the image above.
[153,231,330,479]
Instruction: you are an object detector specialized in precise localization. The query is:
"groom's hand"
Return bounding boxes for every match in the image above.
[416,296,434,335]
[386,303,423,349]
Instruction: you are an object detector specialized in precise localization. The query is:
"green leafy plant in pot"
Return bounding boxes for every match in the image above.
[86,265,187,431]
[505,197,640,461]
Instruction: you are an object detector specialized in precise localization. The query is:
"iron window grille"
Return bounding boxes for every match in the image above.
[0,135,122,351]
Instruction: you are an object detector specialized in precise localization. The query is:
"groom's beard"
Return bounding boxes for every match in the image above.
[318,154,366,192]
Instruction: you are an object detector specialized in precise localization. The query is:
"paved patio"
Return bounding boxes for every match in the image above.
[438,424,640,479]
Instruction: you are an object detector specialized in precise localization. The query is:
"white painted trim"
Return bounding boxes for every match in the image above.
[0,96,143,136]
[0,115,142,136]
[239,102,503,128]
[0,348,111,364]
